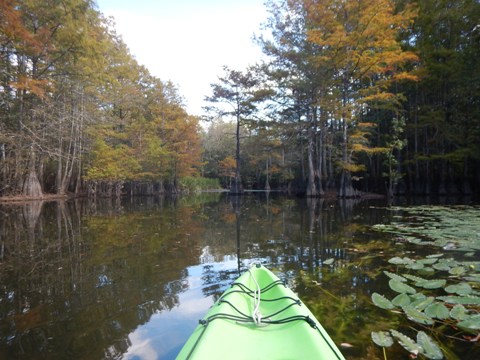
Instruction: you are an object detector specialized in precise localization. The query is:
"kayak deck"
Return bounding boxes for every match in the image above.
[176,264,345,360]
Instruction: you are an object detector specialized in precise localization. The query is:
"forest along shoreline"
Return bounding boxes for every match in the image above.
[1,0,479,202]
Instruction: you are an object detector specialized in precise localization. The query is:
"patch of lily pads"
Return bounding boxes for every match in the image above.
[371,254,480,359]
[370,206,480,359]
[372,206,480,252]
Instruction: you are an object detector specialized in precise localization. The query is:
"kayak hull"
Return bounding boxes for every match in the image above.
[176,264,345,360]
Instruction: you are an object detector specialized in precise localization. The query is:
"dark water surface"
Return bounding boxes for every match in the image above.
[0,193,478,359]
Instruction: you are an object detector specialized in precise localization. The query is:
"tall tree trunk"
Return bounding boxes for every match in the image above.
[0,143,5,196]
[338,113,356,198]
[306,124,318,197]
[316,109,325,196]
[230,114,244,195]
[23,146,43,198]
[265,157,270,190]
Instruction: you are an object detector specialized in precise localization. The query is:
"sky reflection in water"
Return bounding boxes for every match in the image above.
[123,259,242,360]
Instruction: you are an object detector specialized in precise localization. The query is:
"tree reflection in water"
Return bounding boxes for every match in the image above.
[1,194,476,359]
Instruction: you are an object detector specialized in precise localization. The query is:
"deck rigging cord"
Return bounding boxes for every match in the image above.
[248,265,262,325]
[184,265,343,360]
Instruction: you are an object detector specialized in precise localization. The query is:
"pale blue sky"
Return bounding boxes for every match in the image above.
[96,0,268,115]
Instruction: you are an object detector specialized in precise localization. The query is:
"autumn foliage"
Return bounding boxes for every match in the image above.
[0,0,202,198]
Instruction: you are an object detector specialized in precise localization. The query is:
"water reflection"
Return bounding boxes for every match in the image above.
[0,197,205,359]
[122,261,241,360]
[2,194,475,359]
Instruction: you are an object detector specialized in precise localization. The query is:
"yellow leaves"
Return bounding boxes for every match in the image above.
[357,122,376,128]
[219,156,236,178]
[342,162,367,173]
[351,143,388,155]
[306,0,418,87]
[361,92,396,103]
[351,143,369,153]
[393,72,420,82]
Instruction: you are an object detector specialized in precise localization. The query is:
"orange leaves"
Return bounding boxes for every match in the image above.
[219,156,236,178]
[0,0,36,47]
[164,114,203,178]
[9,75,51,98]
[361,92,397,103]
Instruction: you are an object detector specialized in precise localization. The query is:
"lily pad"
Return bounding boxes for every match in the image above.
[389,279,416,294]
[449,304,469,321]
[403,305,435,325]
[449,266,467,276]
[418,267,435,275]
[383,271,407,282]
[417,331,443,359]
[433,262,452,271]
[372,293,394,310]
[402,273,426,283]
[406,262,425,270]
[424,302,450,320]
[440,258,459,267]
[417,279,447,290]
[437,296,480,305]
[390,329,422,355]
[371,331,394,347]
[388,256,413,265]
[392,293,411,307]
[410,293,427,301]
[418,258,439,265]
[444,283,473,296]
[457,315,480,332]
[410,296,435,310]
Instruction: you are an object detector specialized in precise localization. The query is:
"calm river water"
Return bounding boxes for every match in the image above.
[0,193,478,359]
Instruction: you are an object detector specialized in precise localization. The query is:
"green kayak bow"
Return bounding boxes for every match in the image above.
[176,264,346,360]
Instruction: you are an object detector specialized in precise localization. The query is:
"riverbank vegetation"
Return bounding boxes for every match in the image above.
[0,0,202,199]
[1,0,479,200]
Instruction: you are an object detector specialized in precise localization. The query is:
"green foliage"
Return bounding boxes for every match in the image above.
[178,177,221,194]
[0,0,202,197]
[85,138,140,181]
[371,331,394,347]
